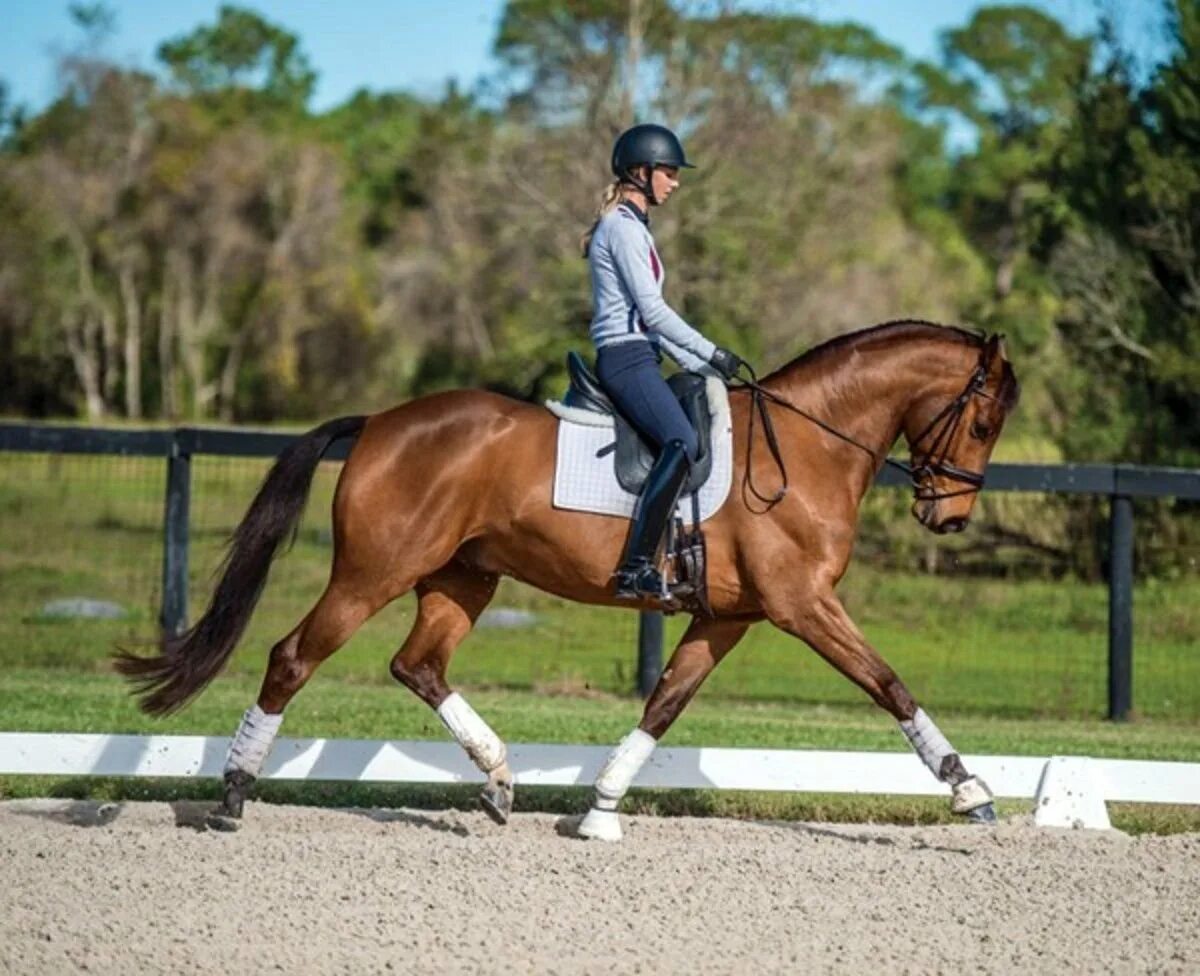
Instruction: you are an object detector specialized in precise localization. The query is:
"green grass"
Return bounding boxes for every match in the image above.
[3,451,1197,720]
[3,673,1199,834]
[2,450,1198,832]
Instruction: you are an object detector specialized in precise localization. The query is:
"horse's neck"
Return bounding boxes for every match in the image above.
[766,337,969,479]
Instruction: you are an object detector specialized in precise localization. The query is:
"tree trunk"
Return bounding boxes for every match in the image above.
[100,301,120,407]
[66,235,109,419]
[159,248,183,420]
[63,310,106,419]
[119,263,142,418]
[217,325,251,422]
[176,249,211,418]
[619,0,644,125]
[994,183,1025,300]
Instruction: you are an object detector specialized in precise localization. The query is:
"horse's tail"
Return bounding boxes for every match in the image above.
[115,415,368,716]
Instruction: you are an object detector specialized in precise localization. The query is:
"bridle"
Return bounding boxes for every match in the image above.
[904,356,997,502]
[734,345,1002,509]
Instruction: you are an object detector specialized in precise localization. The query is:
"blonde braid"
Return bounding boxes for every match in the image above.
[581,180,625,257]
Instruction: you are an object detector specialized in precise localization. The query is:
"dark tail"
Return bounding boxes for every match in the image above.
[115,415,368,716]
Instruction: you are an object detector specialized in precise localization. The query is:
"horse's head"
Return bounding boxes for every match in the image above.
[902,333,1020,534]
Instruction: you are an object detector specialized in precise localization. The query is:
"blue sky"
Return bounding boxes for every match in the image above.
[0,1,1170,113]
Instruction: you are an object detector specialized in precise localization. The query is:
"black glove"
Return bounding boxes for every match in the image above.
[709,346,746,381]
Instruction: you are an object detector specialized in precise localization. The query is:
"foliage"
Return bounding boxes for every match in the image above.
[0,1,1196,572]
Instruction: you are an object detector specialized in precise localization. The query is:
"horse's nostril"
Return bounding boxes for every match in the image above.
[939,517,967,534]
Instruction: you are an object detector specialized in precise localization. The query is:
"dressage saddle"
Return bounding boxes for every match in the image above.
[561,351,714,495]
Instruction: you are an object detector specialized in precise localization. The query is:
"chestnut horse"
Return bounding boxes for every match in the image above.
[118,321,1019,839]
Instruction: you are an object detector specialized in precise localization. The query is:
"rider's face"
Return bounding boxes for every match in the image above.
[652,166,680,203]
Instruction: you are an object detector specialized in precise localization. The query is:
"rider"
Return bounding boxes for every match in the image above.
[582,123,746,600]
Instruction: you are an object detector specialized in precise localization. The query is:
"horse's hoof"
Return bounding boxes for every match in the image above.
[207,769,255,830]
[205,810,242,832]
[576,806,622,842]
[479,770,513,825]
[964,802,998,824]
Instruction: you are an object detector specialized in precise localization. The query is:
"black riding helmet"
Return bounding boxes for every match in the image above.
[611,123,695,205]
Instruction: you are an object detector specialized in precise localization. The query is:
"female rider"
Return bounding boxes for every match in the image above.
[582,123,746,600]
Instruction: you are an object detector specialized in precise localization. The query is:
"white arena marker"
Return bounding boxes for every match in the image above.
[2,735,1198,824]
[1034,756,1112,830]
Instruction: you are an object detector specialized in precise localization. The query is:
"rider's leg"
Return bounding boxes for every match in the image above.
[613,440,690,597]
[595,341,700,598]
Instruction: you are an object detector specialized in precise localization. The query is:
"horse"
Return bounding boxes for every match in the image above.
[117,320,1020,840]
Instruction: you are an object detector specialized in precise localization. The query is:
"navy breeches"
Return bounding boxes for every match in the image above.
[595,341,700,463]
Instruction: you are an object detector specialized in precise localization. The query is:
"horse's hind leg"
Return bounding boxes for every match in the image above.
[388,562,512,823]
[211,577,389,828]
[768,588,997,823]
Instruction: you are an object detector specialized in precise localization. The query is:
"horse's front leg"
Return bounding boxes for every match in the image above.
[577,617,750,841]
[767,588,997,823]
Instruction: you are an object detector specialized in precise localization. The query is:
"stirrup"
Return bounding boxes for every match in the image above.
[614,562,665,600]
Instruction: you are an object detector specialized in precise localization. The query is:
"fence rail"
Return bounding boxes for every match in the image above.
[3,422,1198,720]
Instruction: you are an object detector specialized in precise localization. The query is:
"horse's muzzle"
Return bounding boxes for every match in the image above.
[913,499,969,535]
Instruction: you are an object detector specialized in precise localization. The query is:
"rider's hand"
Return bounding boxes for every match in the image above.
[709,346,746,381]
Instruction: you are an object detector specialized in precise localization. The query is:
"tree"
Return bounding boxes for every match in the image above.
[912,6,1092,302]
[1052,0,1200,465]
[157,5,316,113]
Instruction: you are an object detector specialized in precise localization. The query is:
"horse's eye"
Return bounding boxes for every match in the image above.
[970,421,992,441]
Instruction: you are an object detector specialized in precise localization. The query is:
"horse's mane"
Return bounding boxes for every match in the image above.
[764,319,985,381]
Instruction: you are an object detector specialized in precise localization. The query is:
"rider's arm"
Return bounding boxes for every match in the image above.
[654,335,719,376]
[608,218,717,363]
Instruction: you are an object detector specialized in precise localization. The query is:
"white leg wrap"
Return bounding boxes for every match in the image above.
[437,693,506,772]
[577,728,658,842]
[899,708,956,779]
[225,705,283,777]
[592,728,657,811]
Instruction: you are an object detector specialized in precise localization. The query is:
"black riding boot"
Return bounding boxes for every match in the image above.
[614,439,690,600]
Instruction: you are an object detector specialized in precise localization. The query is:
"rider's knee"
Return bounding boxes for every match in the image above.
[676,432,700,465]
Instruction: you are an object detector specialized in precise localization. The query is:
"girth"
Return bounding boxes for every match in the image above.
[562,351,714,495]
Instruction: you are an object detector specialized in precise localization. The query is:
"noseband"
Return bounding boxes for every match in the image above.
[737,347,999,508]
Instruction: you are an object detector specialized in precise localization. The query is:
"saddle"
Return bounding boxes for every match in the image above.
[561,351,715,495]
[560,351,714,615]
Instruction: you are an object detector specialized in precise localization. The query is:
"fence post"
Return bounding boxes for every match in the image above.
[1107,494,1134,721]
[160,431,191,637]
[637,611,664,699]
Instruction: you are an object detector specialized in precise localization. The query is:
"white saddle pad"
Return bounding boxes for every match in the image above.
[545,376,733,524]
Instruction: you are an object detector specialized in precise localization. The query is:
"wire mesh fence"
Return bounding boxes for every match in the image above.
[2,444,1196,720]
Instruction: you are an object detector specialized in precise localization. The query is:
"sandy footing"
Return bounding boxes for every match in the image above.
[1,799,1197,975]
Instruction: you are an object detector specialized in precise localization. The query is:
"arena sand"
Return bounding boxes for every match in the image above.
[2,799,1197,975]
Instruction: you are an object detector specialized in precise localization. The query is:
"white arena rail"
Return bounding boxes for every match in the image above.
[3,733,1198,830]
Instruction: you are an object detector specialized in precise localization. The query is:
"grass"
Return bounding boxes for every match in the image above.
[1,449,1197,832]
[3,671,1199,834]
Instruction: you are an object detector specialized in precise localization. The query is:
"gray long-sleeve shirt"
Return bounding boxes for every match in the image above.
[588,202,716,373]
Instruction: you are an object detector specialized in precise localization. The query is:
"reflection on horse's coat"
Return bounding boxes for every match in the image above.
[115,321,1019,838]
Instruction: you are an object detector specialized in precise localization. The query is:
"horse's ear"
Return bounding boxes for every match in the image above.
[983,333,1006,370]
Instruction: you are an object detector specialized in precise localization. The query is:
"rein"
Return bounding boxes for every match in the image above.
[732,353,996,509]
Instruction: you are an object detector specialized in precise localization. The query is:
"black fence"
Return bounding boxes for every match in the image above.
[3,422,1198,720]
